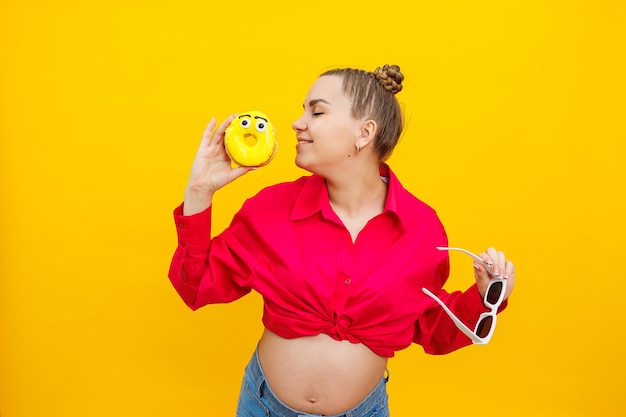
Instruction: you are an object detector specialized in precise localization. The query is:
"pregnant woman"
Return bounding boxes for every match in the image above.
[168,64,515,417]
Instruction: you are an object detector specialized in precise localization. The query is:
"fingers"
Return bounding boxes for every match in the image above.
[229,166,255,182]
[212,114,237,146]
[504,260,515,280]
[480,247,514,279]
[211,115,237,147]
[200,117,217,147]
[472,261,490,280]
[199,114,237,148]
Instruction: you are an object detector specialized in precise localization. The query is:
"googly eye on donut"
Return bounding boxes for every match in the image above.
[224,111,277,167]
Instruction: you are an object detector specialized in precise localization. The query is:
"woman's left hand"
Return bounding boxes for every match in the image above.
[473,247,515,301]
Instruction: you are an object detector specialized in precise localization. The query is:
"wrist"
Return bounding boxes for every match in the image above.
[183,187,214,216]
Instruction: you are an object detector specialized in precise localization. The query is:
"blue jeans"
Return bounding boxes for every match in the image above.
[236,348,390,417]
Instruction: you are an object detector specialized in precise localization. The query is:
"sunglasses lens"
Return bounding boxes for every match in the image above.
[486,280,504,306]
[476,315,493,338]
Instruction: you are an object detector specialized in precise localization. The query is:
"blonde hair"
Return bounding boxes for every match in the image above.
[321,64,404,161]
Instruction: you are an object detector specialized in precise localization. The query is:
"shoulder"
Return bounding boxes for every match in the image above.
[404,193,445,230]
[250,176,309,202]
[407,193,440,220]
[390,172,445,235]
[238,176,310,214]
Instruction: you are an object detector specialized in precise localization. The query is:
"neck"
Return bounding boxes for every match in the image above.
[325,163,388,218]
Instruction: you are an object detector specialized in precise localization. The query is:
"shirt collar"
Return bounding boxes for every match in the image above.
[289,163,408,230]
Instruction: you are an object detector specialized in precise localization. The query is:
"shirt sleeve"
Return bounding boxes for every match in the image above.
[167,203,253,310]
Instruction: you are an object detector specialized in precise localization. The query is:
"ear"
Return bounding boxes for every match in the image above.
[356,119,377,150]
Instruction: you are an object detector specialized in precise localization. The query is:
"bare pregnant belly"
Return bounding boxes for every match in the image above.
[257,329,388,415]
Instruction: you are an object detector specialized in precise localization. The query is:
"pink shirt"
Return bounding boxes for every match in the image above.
[168,165,499,357]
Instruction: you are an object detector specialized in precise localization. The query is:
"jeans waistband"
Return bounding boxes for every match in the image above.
[246,348,388,417]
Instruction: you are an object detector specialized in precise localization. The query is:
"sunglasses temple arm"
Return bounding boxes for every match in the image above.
[421,288,487,345]
[436,246,498,279]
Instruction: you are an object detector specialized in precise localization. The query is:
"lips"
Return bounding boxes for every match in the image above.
[297,136,313,144]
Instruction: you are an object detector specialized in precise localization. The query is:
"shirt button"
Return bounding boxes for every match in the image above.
[344,278,352,285]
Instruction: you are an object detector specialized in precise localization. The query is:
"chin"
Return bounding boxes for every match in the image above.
[295,155,313,173]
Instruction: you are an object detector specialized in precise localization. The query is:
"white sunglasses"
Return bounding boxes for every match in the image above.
[422,247,507,345]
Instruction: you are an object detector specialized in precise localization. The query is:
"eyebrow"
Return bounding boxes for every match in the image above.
[238,114,268,123]
[303,98,331,108]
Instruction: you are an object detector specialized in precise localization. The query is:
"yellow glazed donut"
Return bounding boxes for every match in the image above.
[224,111,277,167]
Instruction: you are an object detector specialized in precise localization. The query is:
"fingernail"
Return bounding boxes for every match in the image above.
[473,263,481,270]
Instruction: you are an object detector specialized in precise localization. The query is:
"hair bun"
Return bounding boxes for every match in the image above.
[373,64,404,94]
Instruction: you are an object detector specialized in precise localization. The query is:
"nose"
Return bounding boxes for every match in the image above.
[292,114,306,132]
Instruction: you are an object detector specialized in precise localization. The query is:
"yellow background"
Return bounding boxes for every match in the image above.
[1,0,624,416]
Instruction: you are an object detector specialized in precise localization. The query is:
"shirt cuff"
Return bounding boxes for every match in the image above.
[457,283,509,328]
[173,203,213,252]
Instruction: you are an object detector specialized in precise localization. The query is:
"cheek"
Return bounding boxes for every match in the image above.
[315,122,356,144]
[334,126,359,151]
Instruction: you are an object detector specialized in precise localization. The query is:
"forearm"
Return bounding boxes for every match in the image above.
[415,284,492,354]
[168,246,202,309]
[168,204,213,308]
[167,203,254,309]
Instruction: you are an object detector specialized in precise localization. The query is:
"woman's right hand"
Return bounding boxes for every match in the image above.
[183,115,253,215]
